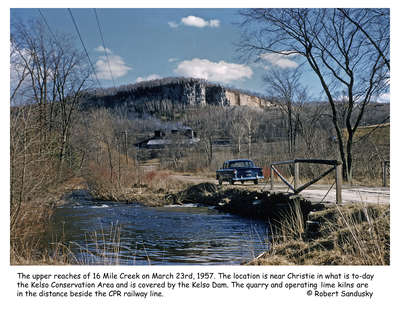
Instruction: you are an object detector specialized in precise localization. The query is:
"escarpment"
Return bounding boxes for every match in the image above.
[81,77,276,115]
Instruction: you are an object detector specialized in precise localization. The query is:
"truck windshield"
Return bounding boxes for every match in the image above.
[228,161,254,168]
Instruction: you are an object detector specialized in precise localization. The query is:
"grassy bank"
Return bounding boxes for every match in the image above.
[247,203,390,265]
[85,167,191,206]
[10,177,87,265]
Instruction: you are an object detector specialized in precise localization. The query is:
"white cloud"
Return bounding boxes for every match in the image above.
[174,58,253,83]
[168,21,179,28]
[94,45,112,54]
[209,19,220,28]
[95,47,132,80]
[136,74,162,83]
[260,52,299,69]
[94,46,132,80]
[168,58,179,63]
[182,16,207,28]
[169,16,220,28]
[181,16,220,28]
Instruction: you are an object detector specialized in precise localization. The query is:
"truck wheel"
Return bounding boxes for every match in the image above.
[218,178,223,185]
[230,180,234,185]
[254,180,259,185]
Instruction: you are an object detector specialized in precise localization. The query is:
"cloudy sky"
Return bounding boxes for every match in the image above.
[9,7,362,100]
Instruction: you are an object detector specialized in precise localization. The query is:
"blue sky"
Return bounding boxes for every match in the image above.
[11,7,326,99]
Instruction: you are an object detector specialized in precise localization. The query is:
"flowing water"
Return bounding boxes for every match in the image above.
[48,190,269,265]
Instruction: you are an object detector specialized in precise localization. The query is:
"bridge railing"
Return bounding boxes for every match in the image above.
[270,159,343,204]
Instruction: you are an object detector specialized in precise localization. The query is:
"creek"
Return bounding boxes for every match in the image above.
[48,190,269,265]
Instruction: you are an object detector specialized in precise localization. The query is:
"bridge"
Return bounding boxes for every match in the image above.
[268,158,389,205]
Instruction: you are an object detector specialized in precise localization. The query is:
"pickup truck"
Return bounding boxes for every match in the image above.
[216,159,264,185]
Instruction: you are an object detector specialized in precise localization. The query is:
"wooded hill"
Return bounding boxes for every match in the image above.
[80,77,277,118]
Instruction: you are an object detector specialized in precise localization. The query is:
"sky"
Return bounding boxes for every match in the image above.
[10,7,326,99]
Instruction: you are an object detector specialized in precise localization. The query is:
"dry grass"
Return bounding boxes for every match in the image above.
[12,222,126,265]
[85,159,191,206]
[69,223,123,265]
[248,203,390,265]
[11,239,75,265]
[10,177,87,265]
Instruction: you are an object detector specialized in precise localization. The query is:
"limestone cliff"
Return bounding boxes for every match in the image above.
[82,77,273,115]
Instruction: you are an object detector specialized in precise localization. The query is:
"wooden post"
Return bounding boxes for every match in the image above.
[294,162,299,190]
[270,165,274,190]
[335,164,342,205]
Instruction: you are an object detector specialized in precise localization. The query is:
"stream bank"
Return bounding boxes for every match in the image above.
[246,203,390,265]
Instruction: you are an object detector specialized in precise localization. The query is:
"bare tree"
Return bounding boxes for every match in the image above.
[183,105,228,167]
[11,19,90,175]
[242,109,258,159]
[86,109,116,183]
[339,8,390,70]
[10,18,91,234]
[264,67,307,158]
[228,108,246,155]
[238,8,389,183]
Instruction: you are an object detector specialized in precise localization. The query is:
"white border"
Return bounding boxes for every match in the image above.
[3,2,398,319]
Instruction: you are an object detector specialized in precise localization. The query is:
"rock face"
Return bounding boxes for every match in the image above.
[83,77,273,115]
[206,85,230,106]
[225,89,276,109]
[182,81,206,106]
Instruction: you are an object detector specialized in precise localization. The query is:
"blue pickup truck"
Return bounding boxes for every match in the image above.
[216,159,264,185]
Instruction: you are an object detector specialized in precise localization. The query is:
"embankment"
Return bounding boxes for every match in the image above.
[10,177,88,265]
[247,203,390,265]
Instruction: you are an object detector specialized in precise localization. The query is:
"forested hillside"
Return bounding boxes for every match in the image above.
[79,77,276,118]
